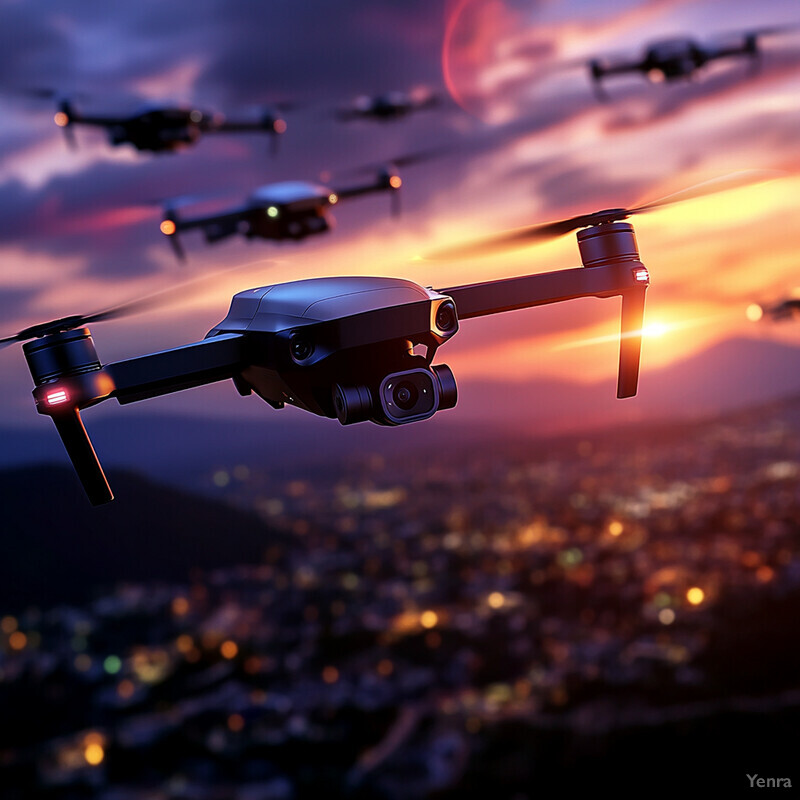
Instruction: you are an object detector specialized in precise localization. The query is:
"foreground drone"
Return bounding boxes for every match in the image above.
[587,26,793,99]
[159,157,422,260]
[5,220,650,505]
[335,89,440,122]
[6,171,777,505]
[47,95,288,154]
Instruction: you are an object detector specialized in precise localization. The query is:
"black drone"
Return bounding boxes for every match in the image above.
[587,26,793,99]
[159,157,423,260]
[6,171,776,505]
[753,298,800,322]
[47,95,288,154]
[4,216,651,505]
[335,89,440,122]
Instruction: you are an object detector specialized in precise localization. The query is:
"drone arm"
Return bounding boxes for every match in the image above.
[106,333,245,404]
[439,261,649,397]
[440,262,640,317]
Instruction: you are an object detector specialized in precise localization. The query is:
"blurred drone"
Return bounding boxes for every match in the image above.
[159,154,429,260]
[335,88,440,121]
[3,219,651,504]
[749,298,800,322]
[586,25,796,99]
[40,93,288,154]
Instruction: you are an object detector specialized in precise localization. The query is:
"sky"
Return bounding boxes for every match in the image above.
[0,0,799,431]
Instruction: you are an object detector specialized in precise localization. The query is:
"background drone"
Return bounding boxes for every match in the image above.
[335,88,440,122]
[586,25,796,98]
[159,154,431,260]
[38,92,289,153]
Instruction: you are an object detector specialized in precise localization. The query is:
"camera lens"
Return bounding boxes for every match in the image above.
[290,333,313,361]
[436,301,457,332]
[392,380,418,411]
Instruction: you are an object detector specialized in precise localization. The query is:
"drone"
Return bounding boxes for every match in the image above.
[5,171,777,505]
[750,298,800,322]
[586,26,793,99]
[47,95,288,154]
[335,88,440,122]
[4,216,650,505]
[159,157,423,260]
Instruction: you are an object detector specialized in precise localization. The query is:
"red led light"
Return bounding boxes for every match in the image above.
[46,389,69,406]
[632,267,650,283]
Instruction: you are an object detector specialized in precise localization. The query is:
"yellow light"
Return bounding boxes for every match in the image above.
[389,175,402,189]
[756,565,775,583]
[377,659,394,677]
[160,219,177,236]
[171,597,189,616]
[220,640,238,659]
[686,587,705,605]
[175,634,194,654]
[745,303,764,322]
[54,111,69,127]
[228,713,245,732]
[84,743,104,766]
[328,193,338,205]
[658,608,676,625]
[267,206,279,218]
[608,521,623,537]
[322,665,339,684]
[488,591,505,609]
[420,610,438,629]
[642,322,668,338]
[1,616,18,634]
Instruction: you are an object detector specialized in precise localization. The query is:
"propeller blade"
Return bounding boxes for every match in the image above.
[427,169,785,261]
[425,211,625,261]
[0,260,265,348]
[629,169,785,214]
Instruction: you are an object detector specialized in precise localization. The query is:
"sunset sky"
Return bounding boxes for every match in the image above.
[1,0,799,431]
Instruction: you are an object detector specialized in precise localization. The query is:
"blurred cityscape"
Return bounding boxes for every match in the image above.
[3,397,800,798]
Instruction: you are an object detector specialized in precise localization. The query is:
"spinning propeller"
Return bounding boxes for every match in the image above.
[427,169,784,260]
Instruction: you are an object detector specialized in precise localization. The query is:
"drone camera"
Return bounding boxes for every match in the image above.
[289,332,314,362]
[435,300,458,334]
[333,383,373,425]
[379,365,456,425]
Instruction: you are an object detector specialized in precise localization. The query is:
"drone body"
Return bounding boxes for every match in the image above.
[13,221,650,506]
[53,98,287,153]
[336,89,439,122]
[160,169,403,260]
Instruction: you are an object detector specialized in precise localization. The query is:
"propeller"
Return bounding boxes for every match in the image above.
[0,295,167,349]
[0,259,268,349]
[426,169,785,260]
